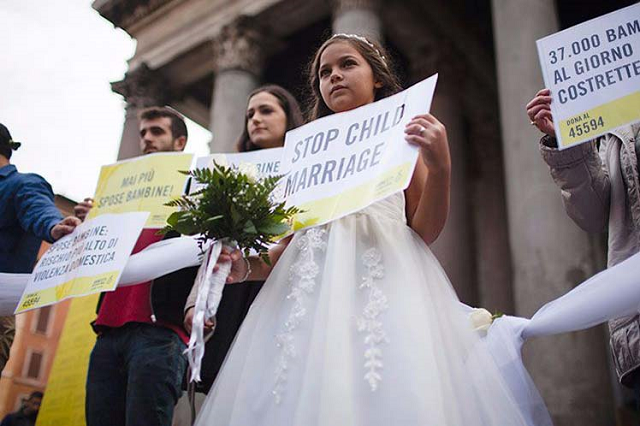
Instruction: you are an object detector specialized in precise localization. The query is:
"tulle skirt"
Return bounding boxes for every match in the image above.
[195,195,540,425]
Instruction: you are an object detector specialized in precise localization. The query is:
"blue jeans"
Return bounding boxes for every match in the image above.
[86,323,187,426]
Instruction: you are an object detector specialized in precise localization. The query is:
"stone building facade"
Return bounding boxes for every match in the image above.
[93,0,637,424]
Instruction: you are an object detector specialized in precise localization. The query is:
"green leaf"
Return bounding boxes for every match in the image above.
[162,165,299,252]
[206,215,224,224]
[257,222,289,235]
[243,220,257,234]
[166,211,183,228]
[260,252,272,266]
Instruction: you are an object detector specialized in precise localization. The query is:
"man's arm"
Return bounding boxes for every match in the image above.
[539,136,611,233]
[14,174,79,242]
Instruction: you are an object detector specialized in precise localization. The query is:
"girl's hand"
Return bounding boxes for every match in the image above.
[184,306,215,335]
[405,114,451,175]
[526,88,556,137]
[214,247,247,284]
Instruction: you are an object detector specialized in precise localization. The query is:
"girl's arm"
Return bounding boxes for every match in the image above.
[403,114,451,245]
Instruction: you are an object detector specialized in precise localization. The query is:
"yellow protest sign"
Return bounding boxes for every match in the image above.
[290,163,413,231]
[36,294,99,426]
[15,213,148,314]
[88,152,193,228]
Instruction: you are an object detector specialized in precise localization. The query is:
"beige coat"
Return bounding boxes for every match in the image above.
[540,123,640,386]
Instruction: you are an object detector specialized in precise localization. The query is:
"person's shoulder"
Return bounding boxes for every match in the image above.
[13,171,53,191]
[19,171,51,184]
[0,412,16,424]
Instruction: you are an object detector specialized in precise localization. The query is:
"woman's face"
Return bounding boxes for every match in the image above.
[246,92,287,149]
[318,41,380,114]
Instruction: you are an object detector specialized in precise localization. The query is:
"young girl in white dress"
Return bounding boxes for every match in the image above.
[193,34,542,426]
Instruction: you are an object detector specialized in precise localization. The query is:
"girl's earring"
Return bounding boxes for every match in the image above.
[374,82,383,89]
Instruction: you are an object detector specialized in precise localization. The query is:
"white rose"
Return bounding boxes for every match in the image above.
[238,162,259,182]
[469,308,493,336]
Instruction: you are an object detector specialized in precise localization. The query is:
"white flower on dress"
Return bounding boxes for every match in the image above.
[469,308,493,336]
[273,227,326,404]
[357,247,388,391]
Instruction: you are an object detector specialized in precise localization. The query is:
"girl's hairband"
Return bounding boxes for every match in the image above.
[331,33,387,65]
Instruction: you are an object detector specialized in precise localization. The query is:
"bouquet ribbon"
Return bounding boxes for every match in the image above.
[184,239,234,382]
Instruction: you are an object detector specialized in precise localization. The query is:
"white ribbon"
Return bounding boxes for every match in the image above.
[483,250,640,345]
[184,240,234,383]
[0,235,206,316]
[470,251,640,425]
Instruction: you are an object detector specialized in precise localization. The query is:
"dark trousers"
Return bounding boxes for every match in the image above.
[85,323,187,426]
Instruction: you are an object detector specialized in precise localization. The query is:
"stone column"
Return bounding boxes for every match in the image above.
[111,64,168,160]
[409,42,477,305]
[209,18,266,153]
[491,1,613,423]
[465,95,515,314]
[332,0,382,43]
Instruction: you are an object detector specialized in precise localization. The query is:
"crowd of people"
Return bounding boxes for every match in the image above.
[1,31,638,426]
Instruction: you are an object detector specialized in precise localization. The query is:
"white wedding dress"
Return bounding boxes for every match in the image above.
[194,193,545,426]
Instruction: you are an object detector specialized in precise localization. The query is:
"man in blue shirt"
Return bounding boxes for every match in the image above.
[0,123,81,370]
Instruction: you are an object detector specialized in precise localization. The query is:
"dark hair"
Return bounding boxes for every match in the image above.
[138,107,188,141]
[29,391,43,400]
[236,85,304,152]
[0,144,10,160]
[307,35,402,121]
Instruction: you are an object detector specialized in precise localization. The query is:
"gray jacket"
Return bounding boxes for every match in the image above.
[540,123,640,386]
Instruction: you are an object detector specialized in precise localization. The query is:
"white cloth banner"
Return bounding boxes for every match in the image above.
[471,251,640,425]
[0,235,206,316]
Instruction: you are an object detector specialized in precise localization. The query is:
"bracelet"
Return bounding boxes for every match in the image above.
[239,257,252,283]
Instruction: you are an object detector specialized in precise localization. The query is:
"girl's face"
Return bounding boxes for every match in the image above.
[246,92,287,149]
[318,41,381,113]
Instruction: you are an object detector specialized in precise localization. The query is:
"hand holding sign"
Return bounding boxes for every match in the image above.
[50,216,82,241]
[404,114,451,175]
[526,88,556,138]
[74,197,94,222]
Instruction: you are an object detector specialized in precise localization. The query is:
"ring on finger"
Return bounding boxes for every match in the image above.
[530,121,536,126]
[419,126,426,135]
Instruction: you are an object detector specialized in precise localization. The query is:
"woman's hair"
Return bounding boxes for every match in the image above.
[236,85,304,152]
[307,34,403,121]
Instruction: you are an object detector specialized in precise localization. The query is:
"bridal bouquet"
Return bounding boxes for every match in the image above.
[163,163,299,380]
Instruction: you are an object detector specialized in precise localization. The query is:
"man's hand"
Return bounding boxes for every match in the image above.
[50,216,82,241]
[184,306,215,335]
[74,197,94,222]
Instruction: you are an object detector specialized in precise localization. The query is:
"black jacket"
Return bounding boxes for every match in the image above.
[189,280,263,393]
